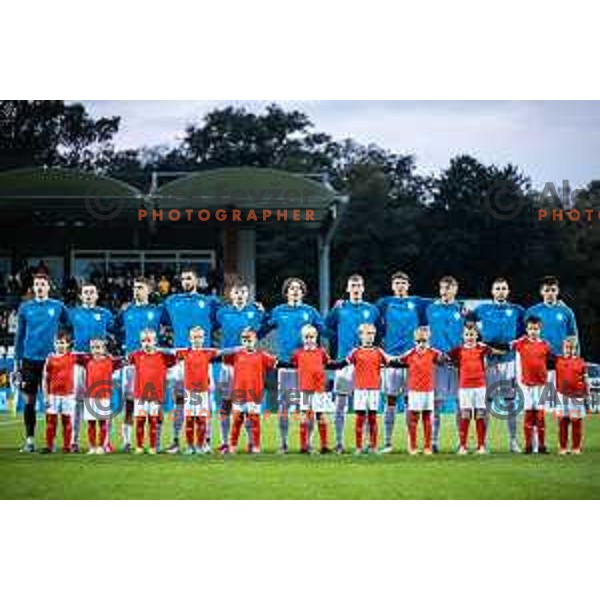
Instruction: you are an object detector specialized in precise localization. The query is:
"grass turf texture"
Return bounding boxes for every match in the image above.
[2,413,600,499]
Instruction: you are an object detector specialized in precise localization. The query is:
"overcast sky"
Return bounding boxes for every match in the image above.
[82,101,600,189]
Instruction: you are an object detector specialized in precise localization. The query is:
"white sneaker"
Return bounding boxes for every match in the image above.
[457,446,468,455]
[135,447,144,455]
[380,445,393,454]
[202,443,213,454]
[87,447,96,455]
[95,447,105,455]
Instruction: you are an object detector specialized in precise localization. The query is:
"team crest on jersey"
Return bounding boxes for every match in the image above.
[303,312,309,321]
[506,309,513,317]
[48,308,55,317]
[407,302,415,310]
[198,300,205,308]
[148,313,154,320]
[248,312,255,319]
[363,310,370,319]
[453,312,461,320]
[557,313,564,321]
[94,313,101,321]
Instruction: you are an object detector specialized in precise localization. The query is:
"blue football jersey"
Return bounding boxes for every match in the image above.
[163,292,221,348]
[265,303,324,362]
[425,300,465,353]
[471,301,525,363]
[15,298,70,361]
[216,303,267,349]
[525,301,578,355]
[116,303,165,354]
[69,306,115,352]
[325,300,381,360]
[376,295,428,355]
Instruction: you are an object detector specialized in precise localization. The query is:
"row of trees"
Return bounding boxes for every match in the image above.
[1,101,598,358]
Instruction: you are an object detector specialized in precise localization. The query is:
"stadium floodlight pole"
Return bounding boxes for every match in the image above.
[318,195,350,313]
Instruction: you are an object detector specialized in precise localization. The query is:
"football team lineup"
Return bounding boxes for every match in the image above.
[13,267,587,460]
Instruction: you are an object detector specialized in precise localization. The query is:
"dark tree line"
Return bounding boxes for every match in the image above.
[1,101,598,358]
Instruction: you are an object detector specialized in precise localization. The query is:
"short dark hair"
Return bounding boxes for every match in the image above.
[282,277,307,297]
[347,273,364,284]
[391,271,410,283]
[439,275,458,286]
[492,276,509,286]
[80,281,97,290]
[525,315,542,326]
[230,276,249,290]
[540,275,560,288]
[56,329,71,342]
[33,272,49,282]
[180,266,198,277]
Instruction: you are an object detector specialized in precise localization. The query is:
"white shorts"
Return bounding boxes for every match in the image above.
[83,396,113,421]
[167,362,184,391]
[232,401,261,415]
[554,393,587,419]
[382,367,406,396]
[486,360,516,391]
[218,363,234,398]
[458,387,487,410]
[299,391,334,413]
[46,394,76,416]
[407,391,434,412]
[353,389,380,412]
[521,385,547,411]
[435,364,458,399]
[277,368,299,405]
[183,389,210,417]
[74,364,86,400]
[122,365,135,398]
[133,399,162,418]
[334,365,355,395]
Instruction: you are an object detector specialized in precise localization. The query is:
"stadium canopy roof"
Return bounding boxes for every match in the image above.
[0,166,342,226]
[0,166,142,209]
[151,167,341,226]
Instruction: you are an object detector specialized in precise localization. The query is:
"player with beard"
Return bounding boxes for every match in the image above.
[468,277,525,452]
[162,268,221,454]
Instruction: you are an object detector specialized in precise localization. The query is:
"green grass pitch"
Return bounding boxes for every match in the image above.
[2,413,600,499]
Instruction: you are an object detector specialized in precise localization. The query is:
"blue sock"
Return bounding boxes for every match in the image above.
[384,404,396,446]
[335,395,347,446]
[506,398,517,441]
[279,406,289,448]
[432,402,441,446]
[221,415,230,445]
[173,406,183,442]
